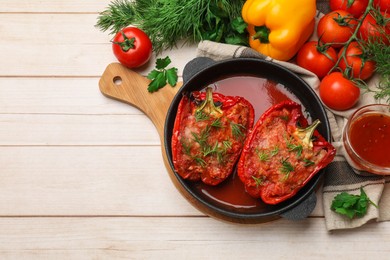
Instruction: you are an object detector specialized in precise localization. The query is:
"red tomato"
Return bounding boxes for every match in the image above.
[319,72,360,111]
[317,10,358,48]
[374,0,390,12]
[338,41,376,80]
[358,11,390,45]
[330,0,369,18]
[112,27,152,68]
[296,41,337,78]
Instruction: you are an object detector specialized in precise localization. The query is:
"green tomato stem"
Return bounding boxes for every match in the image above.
[112,31,136,52]
[330,0,375,76]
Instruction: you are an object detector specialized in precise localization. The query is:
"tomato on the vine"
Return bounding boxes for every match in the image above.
[296,41,337,78]
[112,27,153,68]
[338,41,376,80]
[330,0,369,18]
[319,72,360,111]
[374,0,390,12]
[358,11,390,45]
[317,10,358,48]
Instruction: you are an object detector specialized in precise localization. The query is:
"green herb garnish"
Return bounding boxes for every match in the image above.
[331,187,378,219]
[280,157,294,179]
[361,34,390,104]
[211,118,223,128]
[194,157,207,168]
[216,151,225,164]
[180,139,192,156]
[252,175,264,187]
[147,56,178,92]
[302,158,315,167]
[96,0,249,54]
[195,110,210,122]
[287,143,303,157]
[270,146,279,157]
[191,125,211,148]
[256,149,269,162]
[231,122,245,139]
[202,141,219,157]
[279,115,289,121]
[222,140,232,150]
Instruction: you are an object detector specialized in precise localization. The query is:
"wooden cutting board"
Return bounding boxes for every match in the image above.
[99,62,256,223]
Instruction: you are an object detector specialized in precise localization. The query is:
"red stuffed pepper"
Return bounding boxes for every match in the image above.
[171,87,255,186]
[237,101,335,204]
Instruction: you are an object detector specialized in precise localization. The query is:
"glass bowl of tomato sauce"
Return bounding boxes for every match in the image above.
[343,104,390,175]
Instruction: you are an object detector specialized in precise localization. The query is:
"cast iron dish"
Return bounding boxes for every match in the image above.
[164,58,331,222]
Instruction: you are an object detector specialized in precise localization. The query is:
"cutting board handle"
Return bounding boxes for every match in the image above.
[98,63,181,139]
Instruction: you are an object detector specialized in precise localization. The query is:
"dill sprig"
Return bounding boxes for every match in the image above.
[256,149,269,162]
[362,35,390,104]
[303,158,315,167]
[211,118,223,128]
[195,110,209,122]
[270,146,279,157]
[192,125,211,147]
[287,143,303,157]
[231,122,246,139]
[252,176,264,187]
[95,0,136,34]
[202,141,219,157]
[180,139,192,156]
[194,157,207,167]
[280,157,294,180]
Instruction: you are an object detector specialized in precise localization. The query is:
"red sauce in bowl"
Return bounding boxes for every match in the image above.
[349,113,390,167]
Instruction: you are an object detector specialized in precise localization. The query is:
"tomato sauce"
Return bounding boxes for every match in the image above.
[211,76,301,121]
[189,76,303,211]
[349,113,390,167]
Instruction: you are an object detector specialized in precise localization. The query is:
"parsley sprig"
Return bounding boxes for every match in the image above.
[331,187,378,219]
[147,56,178,93]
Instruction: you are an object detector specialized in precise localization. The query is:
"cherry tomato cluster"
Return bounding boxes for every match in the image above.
[296,0,389,111]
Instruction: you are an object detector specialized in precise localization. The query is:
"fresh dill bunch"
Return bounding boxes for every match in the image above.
[95,0,247,54]
[135,0,237,53]
[95,0,137,34]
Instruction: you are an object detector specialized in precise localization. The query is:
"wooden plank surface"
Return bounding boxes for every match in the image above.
[0,0,111,12]
[0,145,325,216]
[0,146,198,216]
[0,78,143,115]
[0,114,160,145]
[0,13,197,76]
[0,217,388,259]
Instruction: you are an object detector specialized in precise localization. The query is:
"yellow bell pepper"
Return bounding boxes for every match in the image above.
[242,0,316,61]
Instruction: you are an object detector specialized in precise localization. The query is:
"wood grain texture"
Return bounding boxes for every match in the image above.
[99,63,181,138]
[0,114,160,145]
[0,0,111,12]
[0,14,197,76]
[1,1,389,258]
[0,146,199,216]
[0,217,388,259]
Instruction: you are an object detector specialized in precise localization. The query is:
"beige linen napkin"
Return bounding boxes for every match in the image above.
[195,16,390,230]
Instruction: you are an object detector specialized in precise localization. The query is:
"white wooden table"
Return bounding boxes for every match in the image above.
[1,1,389,258]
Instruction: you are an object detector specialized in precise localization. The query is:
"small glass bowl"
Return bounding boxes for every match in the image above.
[343,104,390,175]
